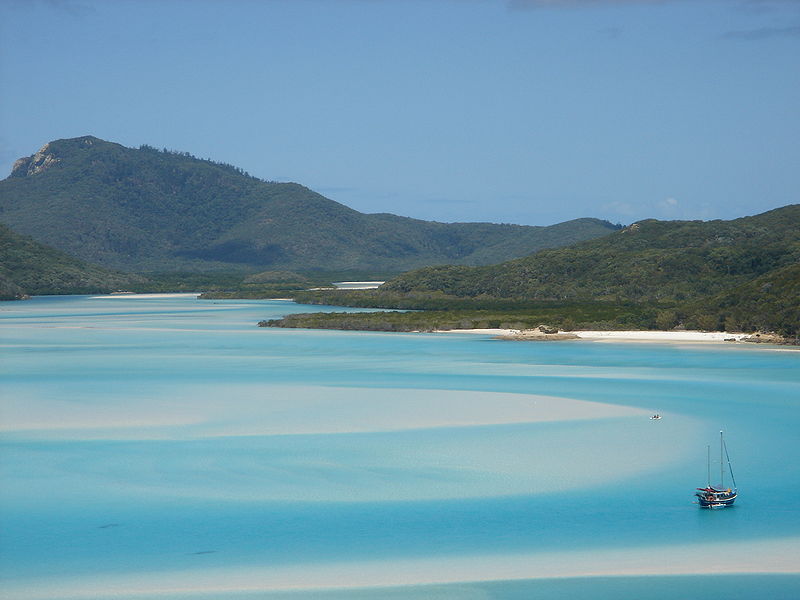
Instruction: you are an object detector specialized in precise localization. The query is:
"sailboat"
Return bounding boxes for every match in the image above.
[695,431,737,508]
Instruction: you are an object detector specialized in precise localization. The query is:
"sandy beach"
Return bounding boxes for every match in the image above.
[574,330,752,342]
[442,327,757,343]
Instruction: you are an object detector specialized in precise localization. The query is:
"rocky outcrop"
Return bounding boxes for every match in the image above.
[495,325,580,341]
[10,143,61,177]
[741,332,799,346]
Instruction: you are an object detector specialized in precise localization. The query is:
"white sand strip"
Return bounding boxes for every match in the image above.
[8,537,799,599]
[333,281,385,289]
[440,328,752,343]
[574,330,751,342]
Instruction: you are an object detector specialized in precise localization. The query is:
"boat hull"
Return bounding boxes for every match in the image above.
[695,432,738,508]
[695,489,737,508]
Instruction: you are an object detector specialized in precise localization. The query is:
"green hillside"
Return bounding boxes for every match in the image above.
[382,205,800,304]
[262,208,800,337]
[0,272,26,300]
[683,262,800,335]
[0,136,619,272]
[0,223,144,298]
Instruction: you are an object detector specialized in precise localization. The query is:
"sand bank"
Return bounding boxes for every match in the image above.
[1,385,647,439]
[9,537,799,599]
[3,385,681,503]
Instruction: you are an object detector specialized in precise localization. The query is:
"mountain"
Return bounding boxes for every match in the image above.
[0,136,620,273]
[382,205,800,304]
[0,223,143,298]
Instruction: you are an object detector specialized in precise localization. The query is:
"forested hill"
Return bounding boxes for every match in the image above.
[682,261,800,335]
[382,205,800,304]
[0,136,619,272]
[0,224,144,299]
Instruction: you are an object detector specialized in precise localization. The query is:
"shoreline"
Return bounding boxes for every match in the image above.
[89,292,200,299]
[439,327,790,345]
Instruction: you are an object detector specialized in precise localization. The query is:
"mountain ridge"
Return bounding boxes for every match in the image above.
[0,136,620,272]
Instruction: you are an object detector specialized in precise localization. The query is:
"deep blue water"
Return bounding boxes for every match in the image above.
[1,294,799,598]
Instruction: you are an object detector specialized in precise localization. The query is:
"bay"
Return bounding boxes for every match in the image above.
[1,294,798,599]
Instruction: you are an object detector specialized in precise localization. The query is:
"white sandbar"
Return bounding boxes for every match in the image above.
[1,385,647,439]
[8,537,799,599]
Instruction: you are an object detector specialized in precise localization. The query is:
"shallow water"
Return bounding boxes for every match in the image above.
[1,294,798,598]
[174,575,800,600]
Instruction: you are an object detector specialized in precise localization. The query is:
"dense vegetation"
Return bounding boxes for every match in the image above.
[262,295,660,332]
[382,206,800,303]
[681,263,800,336]
[269,282,799,337]
[0,272,25,300]
[0,136,619,272]
[0,223,144,298]
[3,137,796,337]
[264,207,800,338]
[198,271,322,299]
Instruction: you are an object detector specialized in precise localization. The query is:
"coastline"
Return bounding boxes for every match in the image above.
[439,327,789,345]
[577,330,749,342]
[89,292,200,299]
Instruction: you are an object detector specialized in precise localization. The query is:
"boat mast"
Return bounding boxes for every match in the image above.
[720,430,724,488]
[706,444,711,488]
[723,433,737,490]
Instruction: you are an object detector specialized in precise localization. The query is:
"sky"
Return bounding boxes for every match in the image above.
[0,0,798,227]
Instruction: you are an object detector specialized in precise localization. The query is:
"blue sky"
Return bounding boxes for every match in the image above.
[1,0,798,226]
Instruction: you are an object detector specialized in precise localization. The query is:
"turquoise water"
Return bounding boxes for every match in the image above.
[151,575,800,600]
[1,294,799,598]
